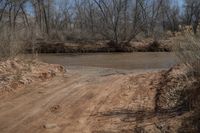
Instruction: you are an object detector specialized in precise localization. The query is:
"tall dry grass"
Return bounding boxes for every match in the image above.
[174,32,200,132]
[0,28,20,59]
[0,24,36,60]
[174,32,200,75]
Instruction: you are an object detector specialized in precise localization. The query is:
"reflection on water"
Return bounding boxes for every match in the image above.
[37,53,178,70]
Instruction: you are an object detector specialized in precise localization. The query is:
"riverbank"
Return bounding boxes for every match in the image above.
[26,37,174,53]
[0,58,65,96]
[0,58,198,132]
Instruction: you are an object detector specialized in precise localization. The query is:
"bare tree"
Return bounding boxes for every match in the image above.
[183,0,200,34]
[1,0,200,57]
[92,0,145,48]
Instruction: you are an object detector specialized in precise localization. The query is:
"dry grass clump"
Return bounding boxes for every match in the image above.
[174,32,200,132]
[0,24,38,60]
[0,38,25,60]
[174,32,200,75]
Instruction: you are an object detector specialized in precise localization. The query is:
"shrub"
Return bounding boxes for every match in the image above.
[174,32,200,75]
[0,25,34,60]
[175,32,200,132]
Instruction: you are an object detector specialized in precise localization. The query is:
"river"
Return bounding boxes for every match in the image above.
[37,52,178,71]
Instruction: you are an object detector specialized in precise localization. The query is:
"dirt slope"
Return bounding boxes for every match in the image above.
[0,58,64,96]
[0,67,187,133]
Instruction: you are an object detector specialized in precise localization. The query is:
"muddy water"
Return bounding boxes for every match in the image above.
[37,53,178,70]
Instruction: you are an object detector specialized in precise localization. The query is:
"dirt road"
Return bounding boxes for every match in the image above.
[0,67,181,133]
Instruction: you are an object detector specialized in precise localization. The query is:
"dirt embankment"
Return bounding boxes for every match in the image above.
[26,38,173,53]
[155,64,200,132]
[130,38,174,52]
[0,58,65,96]
[89,65,199,133]
[0,60,198,132]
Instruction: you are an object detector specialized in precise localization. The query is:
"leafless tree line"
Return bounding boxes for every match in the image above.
[0,0,200,49]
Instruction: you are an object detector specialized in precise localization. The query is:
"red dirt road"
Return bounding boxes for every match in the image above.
[0,68,182,133]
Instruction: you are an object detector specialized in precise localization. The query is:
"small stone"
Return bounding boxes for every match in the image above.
[43,123,58,129]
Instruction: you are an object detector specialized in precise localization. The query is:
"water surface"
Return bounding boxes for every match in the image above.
[38,52,178,70]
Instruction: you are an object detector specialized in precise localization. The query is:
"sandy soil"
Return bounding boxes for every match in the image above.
[0,58,64,96]
[0,65,188,133]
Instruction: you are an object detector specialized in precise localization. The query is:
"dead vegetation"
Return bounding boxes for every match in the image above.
[155,64,196,113]
[155,65,200,133]
[171,32,200,132]
[0,0,199,53]
[27,38,173,53]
